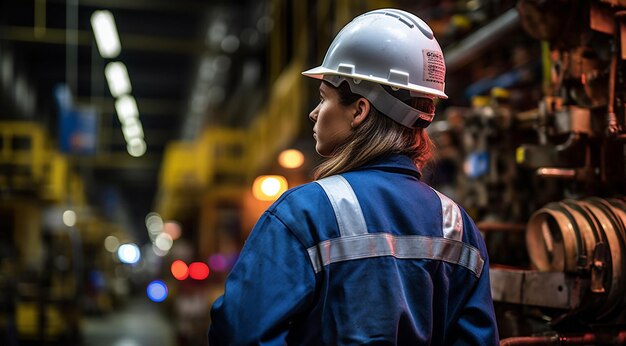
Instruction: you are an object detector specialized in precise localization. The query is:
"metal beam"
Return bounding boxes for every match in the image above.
[0,26,204,54]
[47,0,212,13]
[72,152,161,170]
[444,8,521,73]
[75,96,182,116]
[102,129,176,146]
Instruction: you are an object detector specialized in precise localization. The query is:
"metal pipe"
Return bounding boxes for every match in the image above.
[500,336,558,346]
[606,42,618,136]
[476,222,526,233]
[444,8,521,72]
[536,168,576,179]
[500,331,626,345]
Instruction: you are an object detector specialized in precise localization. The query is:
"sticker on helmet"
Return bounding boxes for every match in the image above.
[422,49,445,85]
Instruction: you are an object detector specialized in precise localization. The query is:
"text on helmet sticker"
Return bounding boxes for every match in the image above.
[422,49,445,85]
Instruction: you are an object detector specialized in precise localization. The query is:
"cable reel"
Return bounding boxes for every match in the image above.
[526,197,626,319]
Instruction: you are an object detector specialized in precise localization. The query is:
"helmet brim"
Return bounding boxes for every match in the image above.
[301,66,448,99]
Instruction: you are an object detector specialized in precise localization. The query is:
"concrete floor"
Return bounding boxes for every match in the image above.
[81,297,176,346]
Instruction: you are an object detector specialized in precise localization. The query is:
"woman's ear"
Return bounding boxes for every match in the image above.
[351,97,370,127]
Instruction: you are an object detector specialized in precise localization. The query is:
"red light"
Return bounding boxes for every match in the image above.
[171,260,189,280]
[189,262,210,280]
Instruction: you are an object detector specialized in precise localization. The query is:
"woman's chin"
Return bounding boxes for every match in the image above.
[315,145,333,158]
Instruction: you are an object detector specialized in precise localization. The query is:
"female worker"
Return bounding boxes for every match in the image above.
[209,8,499,345]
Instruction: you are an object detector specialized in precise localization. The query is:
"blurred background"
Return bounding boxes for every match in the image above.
[1,0,626,345]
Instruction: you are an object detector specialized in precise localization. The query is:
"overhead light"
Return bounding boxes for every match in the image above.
[105,62,131,97]
[91,10,121,58]
[115,95,138,123]
[127,137,147,157]
[122,121,144,141]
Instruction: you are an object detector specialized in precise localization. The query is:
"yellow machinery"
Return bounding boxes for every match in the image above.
[0,120,112,343]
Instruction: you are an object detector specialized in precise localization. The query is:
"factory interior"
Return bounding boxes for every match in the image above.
[1,0,626,345]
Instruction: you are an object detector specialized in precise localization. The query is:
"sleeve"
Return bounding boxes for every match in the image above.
[449,212,500,346]
[208,210,316,345]
[449,256,500,345]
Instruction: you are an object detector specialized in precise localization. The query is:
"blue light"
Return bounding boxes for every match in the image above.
[147,280,168,302]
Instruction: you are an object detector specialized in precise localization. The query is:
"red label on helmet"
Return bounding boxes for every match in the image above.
[422,49,445,85]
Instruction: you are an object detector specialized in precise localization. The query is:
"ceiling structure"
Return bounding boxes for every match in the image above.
[0,0,272,239]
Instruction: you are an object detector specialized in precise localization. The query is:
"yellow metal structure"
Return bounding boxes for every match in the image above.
[16,302,68,341]
[160,140,208,192]
[0,121,47,190]
[41,151,69,202]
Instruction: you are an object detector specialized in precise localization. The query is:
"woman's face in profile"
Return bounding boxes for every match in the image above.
[308,82,354,157]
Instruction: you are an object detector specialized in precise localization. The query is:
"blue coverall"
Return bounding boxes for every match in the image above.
[209,154,499,345]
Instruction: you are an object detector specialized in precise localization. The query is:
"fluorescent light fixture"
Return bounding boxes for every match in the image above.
[122,121,144,141]
[105,62,131,97]
[115,95,138,124]
[127,137,147,157]
[91,10,121,58]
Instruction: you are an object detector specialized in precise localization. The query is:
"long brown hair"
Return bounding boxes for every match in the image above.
[314,81,435,180]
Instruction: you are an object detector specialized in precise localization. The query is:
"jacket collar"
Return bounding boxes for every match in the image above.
[354,154,422,179]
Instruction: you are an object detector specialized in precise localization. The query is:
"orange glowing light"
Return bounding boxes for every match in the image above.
[171,260,189,280]
[278,149,304,169]
[252,175,288,201]
[189,262,210,280]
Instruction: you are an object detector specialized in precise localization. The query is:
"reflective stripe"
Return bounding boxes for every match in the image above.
[432,189,463,241]
[315,175,368,236]
[307,232,484,277]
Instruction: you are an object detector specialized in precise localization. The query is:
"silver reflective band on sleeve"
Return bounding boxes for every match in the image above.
[307,232,484,277]
[315,175,368,236]
[432,189,463,242]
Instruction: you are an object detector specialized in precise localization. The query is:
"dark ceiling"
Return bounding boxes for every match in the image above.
[0,0,271,239]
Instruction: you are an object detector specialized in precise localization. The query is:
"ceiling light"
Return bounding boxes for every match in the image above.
[91,10,121,58]
[127,137,147,157]
[105,62,131,97]
[115,95,139,124]
[122,121,144,141]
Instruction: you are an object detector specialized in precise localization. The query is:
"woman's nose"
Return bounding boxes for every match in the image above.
[309,106,318,122]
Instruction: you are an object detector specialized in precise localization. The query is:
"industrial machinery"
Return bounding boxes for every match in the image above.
[439,0,626,343]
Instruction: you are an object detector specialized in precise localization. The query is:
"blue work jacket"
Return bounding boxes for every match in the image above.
[209,154,499,345]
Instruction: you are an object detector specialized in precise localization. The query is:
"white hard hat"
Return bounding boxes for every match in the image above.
[303,9,447,128]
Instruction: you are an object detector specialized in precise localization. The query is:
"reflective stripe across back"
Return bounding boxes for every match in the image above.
[307,232,484,277]
[310,174,484,278]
